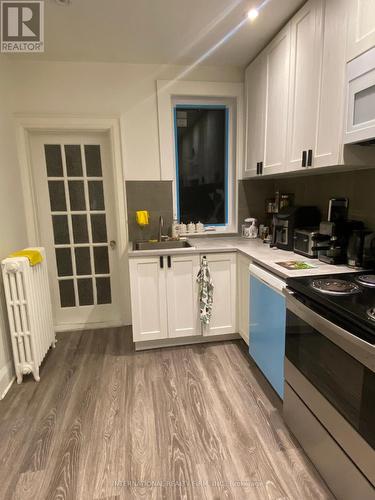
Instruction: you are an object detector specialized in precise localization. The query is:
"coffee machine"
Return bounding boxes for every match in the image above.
[271,206,321,251]
[347,231,375,268]
[318,220,365,265]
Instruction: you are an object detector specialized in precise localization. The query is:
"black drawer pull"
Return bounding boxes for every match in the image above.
[167,255,171,268]
[307,149,312,167]
[160,256,164,268]
[302,150,307,167]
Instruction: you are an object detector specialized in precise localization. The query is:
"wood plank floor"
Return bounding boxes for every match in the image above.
[0,327,335,500]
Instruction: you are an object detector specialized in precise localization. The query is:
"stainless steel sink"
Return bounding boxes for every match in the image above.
[133,240,193,251]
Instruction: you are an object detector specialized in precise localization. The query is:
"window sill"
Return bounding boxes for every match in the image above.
[181,230,239,238]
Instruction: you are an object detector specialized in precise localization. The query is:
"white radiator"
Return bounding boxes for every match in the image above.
[1,247,55,383]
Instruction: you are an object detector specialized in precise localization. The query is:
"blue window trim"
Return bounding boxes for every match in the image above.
[173,104,230,226]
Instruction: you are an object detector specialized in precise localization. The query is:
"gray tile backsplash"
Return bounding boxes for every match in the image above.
[274,169,375,230]
[126,181,173,241]
[126,170,375,243]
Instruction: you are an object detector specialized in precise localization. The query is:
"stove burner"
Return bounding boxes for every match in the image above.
[311,278,361,295]
[367,308,375,322]
[356,275,375,288]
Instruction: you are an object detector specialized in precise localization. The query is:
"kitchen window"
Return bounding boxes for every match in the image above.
[173,103,234,231]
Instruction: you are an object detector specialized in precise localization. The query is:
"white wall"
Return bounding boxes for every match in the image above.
[0,61,29,396]
[8,61,243,180]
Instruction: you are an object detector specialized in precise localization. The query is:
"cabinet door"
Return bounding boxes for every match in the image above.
[286,0,323,172]
[347,0,375,61]
[313,0,348,168]
[237,254,251,345]
[166,254,201,338]
[129,257,168,342]
[244,53,266,178]
[263,25,291,175]
[203,253,237,337]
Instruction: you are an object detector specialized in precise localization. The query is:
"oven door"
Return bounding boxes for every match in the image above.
[284,288,375,438]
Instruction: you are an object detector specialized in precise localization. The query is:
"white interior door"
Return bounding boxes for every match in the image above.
[29,132,122,330]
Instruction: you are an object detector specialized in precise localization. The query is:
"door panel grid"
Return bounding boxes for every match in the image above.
[45,143,111,308]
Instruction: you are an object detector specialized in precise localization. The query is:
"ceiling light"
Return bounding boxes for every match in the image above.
[55,0,71,5]
[247,8,259,21]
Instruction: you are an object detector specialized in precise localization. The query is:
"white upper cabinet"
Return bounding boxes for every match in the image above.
[166,254,201,338]
[313,0,348,167]
[347,0,375,61]
[244,52,266,178]
[263,25,291,175]
[286,0,323,172]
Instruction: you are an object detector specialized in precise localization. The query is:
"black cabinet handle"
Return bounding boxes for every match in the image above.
[160,256,164,268]
[167,255,171,268]
[302,150,307,167]
[260,161,263,175]
[256,162,260,175]
[307,149,312,167]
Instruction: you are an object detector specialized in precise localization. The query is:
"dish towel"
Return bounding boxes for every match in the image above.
[9,248,43,266]
[197,256,214,325]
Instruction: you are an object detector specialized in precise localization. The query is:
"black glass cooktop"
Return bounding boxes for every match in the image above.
[287,271,375,342]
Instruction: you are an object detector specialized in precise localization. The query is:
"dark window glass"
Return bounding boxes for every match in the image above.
[77,278,94,306]
[96,277,111,304]
[85,145,102,176]
[44,145,63,177]
[68,181,86,211]
[59,280,75,307]
[55,248,73,277]
[88,181,105,210]
[48,181,66,211]
[64,145,83,176]
[52,215,70,244]
[93,246,110,274]
[91,214,107,243]
[71,214,89,243]
[175,107,227,225]
[75,247,91,275]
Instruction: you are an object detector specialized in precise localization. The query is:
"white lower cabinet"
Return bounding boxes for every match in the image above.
[166,254,201,338]
[203,253,237,337]
[237,253,251,345]
[129,256,169,342]
[130,252,237,344]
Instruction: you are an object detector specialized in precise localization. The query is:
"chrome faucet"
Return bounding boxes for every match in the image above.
[158,215,164,242]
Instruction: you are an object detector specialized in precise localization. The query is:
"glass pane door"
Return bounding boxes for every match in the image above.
[44,143,112,309]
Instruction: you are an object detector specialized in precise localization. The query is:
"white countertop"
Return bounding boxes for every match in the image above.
[128,236,356,279]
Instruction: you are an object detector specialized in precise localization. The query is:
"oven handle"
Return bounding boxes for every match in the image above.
[284,289,375,372]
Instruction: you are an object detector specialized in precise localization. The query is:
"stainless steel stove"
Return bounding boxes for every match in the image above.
[283,271,375,500]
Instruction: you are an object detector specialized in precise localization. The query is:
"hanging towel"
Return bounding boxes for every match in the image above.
[197,256,214,325]
[136,210,149,227]
[9,248,43,266]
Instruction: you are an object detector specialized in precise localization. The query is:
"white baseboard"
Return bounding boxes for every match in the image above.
[55,320,129,332]
[0,360,15,400]
[135,333,240,351]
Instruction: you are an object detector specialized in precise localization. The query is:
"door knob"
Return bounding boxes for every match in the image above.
[109,240,117,249]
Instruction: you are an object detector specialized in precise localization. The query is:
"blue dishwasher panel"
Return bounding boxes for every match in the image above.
[249,275,286,398]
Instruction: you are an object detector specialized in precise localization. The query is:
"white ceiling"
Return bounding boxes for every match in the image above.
[6,0,306,67]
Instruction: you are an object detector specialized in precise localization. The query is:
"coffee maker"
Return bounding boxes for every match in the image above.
[271,206,321,251]
[347,231,375,268]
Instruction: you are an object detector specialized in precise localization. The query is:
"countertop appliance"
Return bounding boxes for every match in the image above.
[249,264,286,398]
[283,272,375,500]
[345,46,375,144]
[293,228,330,258]
[318,219,364,265]
[242,218,258,239]
[271,206,321,251]
[347,230,375,268]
